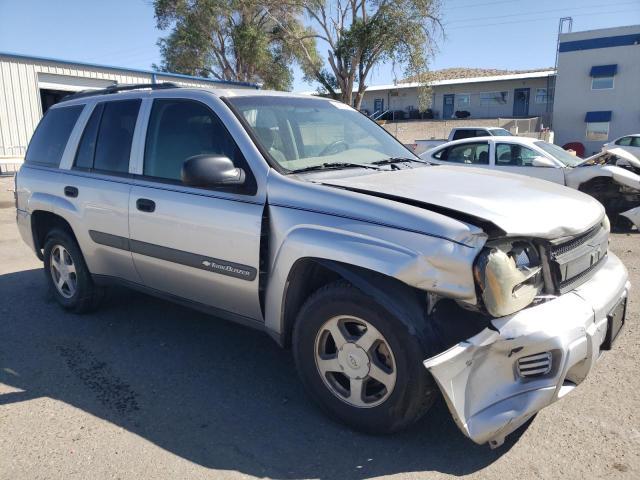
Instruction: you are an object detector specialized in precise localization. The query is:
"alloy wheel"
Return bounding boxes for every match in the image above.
[314,315,397,408]
[50,244,77,299]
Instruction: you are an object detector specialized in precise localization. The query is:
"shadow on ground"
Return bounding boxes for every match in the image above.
[0,268,525,479]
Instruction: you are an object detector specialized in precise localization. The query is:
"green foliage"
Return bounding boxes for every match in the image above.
[279,0,441,109]
[153,0,307,90]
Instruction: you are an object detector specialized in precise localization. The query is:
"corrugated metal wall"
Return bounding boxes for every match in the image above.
[0,55,252,160]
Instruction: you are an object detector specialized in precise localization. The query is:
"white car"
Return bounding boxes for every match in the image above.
[421,136,640,230]
[603,134,640,162]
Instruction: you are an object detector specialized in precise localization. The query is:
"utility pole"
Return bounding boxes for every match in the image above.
[548,17,573,127]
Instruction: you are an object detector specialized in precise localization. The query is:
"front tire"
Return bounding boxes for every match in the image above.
[293,281,437,434]
[43,228,102,313]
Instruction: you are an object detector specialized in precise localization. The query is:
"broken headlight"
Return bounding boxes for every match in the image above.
[474,241,544,317]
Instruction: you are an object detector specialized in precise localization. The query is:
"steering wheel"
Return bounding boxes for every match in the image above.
[319,140,349,157]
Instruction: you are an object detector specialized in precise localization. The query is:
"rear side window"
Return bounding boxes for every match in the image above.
[73,100,140,173]
[25,105,83,167]
[74,103,104,170]
[93,100,141,174]
[446,142,489,165]
[432,147,447,159]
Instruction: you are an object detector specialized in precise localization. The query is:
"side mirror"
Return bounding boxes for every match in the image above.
[531,156,556,168]
[181,155,245,188]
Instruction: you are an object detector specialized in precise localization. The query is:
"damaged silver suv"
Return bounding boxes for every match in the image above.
[15,84,630,447]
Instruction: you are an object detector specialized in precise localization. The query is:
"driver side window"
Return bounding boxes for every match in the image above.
[143,99,244,183]
[495,143,538,166]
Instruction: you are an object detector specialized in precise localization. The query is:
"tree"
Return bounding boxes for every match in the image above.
[273,0,442,110]
[153,0,307,90]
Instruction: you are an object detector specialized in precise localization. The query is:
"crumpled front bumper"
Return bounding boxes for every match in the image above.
[424,252,630,448]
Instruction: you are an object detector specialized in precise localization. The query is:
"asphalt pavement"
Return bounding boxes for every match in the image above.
[0,176,638,479]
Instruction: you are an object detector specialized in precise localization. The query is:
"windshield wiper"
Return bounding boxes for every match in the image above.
[371,157,430,165]
[291,162,382,173]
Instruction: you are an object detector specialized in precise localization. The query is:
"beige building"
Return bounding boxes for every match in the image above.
[357,70,556,122]
[0,52,257,170]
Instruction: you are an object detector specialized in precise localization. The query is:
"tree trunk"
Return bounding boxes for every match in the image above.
[353,90,365,110]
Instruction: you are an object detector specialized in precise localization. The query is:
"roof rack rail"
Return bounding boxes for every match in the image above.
[63,82,181,102]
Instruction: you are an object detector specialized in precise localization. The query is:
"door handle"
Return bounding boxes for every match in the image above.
[64,186,78,198]
[136,198,156,213]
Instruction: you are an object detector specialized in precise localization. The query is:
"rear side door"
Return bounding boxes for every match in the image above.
[63,98,143,283]
[492,142,565,184]
[128,97,264,321]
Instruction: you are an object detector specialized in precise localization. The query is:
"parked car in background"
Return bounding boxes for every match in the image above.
[602,134,640,162]
[413,126,513,155]
[421,136,640,230]
[15,84,630,448]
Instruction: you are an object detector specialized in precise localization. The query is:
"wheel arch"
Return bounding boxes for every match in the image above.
[31,210,78,260]
[277,258,433,351]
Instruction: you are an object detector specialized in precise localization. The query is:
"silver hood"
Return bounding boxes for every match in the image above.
[322,165,604,239]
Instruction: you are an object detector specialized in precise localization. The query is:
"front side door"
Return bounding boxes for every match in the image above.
[443,94,455,119]
[513,88,530,117]
[492,142,565,184]
[128,98,264,321]
[65,99,142,283]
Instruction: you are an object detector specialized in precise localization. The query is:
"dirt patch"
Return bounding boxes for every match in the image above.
[58,343,139,415]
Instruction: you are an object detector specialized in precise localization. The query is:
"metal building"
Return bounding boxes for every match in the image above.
[0,52,257,172]
[552,24,640,155]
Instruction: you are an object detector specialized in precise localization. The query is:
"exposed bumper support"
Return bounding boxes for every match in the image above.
[424,252,630,447]
[620,206,640,229]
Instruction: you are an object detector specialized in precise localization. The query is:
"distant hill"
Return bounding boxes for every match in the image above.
[402,67,554,83]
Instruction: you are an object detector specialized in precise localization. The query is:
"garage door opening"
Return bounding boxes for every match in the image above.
[40,89,72,114]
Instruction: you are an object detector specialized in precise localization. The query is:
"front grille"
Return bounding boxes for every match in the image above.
[547,223,609,294]
[550,224,600,257]
[517,352,552,377]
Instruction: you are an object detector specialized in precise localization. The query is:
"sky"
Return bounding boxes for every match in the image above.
[1,0,639,92]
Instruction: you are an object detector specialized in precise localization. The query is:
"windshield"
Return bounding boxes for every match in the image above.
[490,128,513,136]
[227,96,417,172]
[534,141,582,166]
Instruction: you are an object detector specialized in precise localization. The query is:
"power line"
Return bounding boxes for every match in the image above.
[446,8,639,31]
[446,1,639,25]
[445,0,532,11]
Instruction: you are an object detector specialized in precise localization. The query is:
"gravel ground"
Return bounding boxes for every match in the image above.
[0,175,638,479]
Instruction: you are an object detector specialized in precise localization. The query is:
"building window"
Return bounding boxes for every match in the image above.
[586,122,609,141]
[590,64,616,90]
[456,94,470,106]
[535,88,552,104]
[591,76,614,90]
[480,91,508,106]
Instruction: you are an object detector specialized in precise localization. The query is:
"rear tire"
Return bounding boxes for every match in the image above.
[43,228,102,313]
[293,281,437,434]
